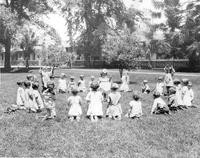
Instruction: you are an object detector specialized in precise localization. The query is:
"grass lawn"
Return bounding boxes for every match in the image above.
[0,69,200,157]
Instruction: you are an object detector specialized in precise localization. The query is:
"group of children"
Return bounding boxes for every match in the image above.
[10,66,195,122]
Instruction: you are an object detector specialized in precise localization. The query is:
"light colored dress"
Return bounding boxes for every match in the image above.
[129,100,143,117]
[175,84,183,106]
[106,92,122,117]
[164,73,173,87]
[24,88,37,111]
[120,75,130,92]
[40,71,52,88]
[78,80,86,92]
[86,91,103,116]
[58,78,67,92]
[183,87,194,107]
[99,77,111,92]
[16,87,25,106]
[68,81,76,91]
[67,96,82,116]
[33,90,44,109]
[156,82,164,95]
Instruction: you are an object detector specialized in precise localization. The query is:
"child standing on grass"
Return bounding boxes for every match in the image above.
[32,82,44,112]
[125,92,143,119]
[164,69,173,96]
[142,80,150,94]
[68,76,76,93]
[86,81,104,122]
[155,76,164,95]
[106,83,122,120]
[181,78,189,109]
[89,76,95,91]
[24,81,36,112]
[78,75,86,92]
[58,73,67,93]
[151,91,170,115]
[43,81,56,120]
[67,88,82,122]
[183,81,194,108]
[173,78,184,110]
[120,70,130,92]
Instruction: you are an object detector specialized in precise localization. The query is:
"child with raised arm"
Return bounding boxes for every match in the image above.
[142,80,150,94]
[67,88,82,122]
[42,81,56,120]
[125,92,143,119]
[86,81,104,122]
[78,75,86,92]
[120,70,130,92]
[151,91,170,115]
[58,73,67,93]
[106,83,122,120]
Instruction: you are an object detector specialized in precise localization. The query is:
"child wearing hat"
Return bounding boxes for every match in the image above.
[125,92,143,119]
[68,76,76,93]
[78,75,86,92]
[58,73,67,93]
[173,78,184,110]
[106,83,122,120]
[32,82,44,112]
[142,80,150,94]
[151,91,170,115]
[86,81,104,122]
[120,70,130,92]
[155,76,164,95]
[183,81,194,107]
[42,81,56,120]
[67,87,83,121]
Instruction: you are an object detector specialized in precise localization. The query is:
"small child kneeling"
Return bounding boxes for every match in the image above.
[151,91,170,115]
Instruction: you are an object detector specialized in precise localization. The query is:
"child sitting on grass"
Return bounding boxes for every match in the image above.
[86,81,104,122]
[173,78,184,110]
[78,75,86,92]
[24,81,36,113]
[151,91,170,115]
[32,82,44,112]
[106,83,122,120]
[67,87,83,122]
[142,80,150,94]
[125,92,143,119]
[58,73,67,93]
[181,78,189,109]
[168,87,178,112]
[183,81,195,108]
[42,81,56,120]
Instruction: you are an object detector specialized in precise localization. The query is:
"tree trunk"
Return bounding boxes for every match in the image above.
[25,49,29,69]
[119,68,123,78]
[4,40,11,69]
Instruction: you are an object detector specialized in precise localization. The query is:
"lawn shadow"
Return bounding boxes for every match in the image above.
[114,81,137,85]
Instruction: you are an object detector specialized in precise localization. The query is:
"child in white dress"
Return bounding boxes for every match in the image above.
[106,83,122,120]
[155,77,164,95]
[142,80,150,94]
[58,73,67,93]
[67,88,82,121]
[24,81,36,112]
[16,81,26,109]
[78,75,86,92]
[126,92,143,119]
[173,78,184,110]
[86,81,104,122]
[183,81,194,107]
[120,71,130,92]
[89,76,95,91]
[164,69,173,96]
[151,91,170,115]
[32,82,44,112]
[42,81,56,120]
[68,76,76,93]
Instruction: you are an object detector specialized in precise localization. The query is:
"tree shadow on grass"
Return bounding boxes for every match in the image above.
[0,67,37,73]
[114,81,137,85]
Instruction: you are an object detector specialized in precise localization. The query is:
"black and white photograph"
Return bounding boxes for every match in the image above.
[0,0,200,157]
